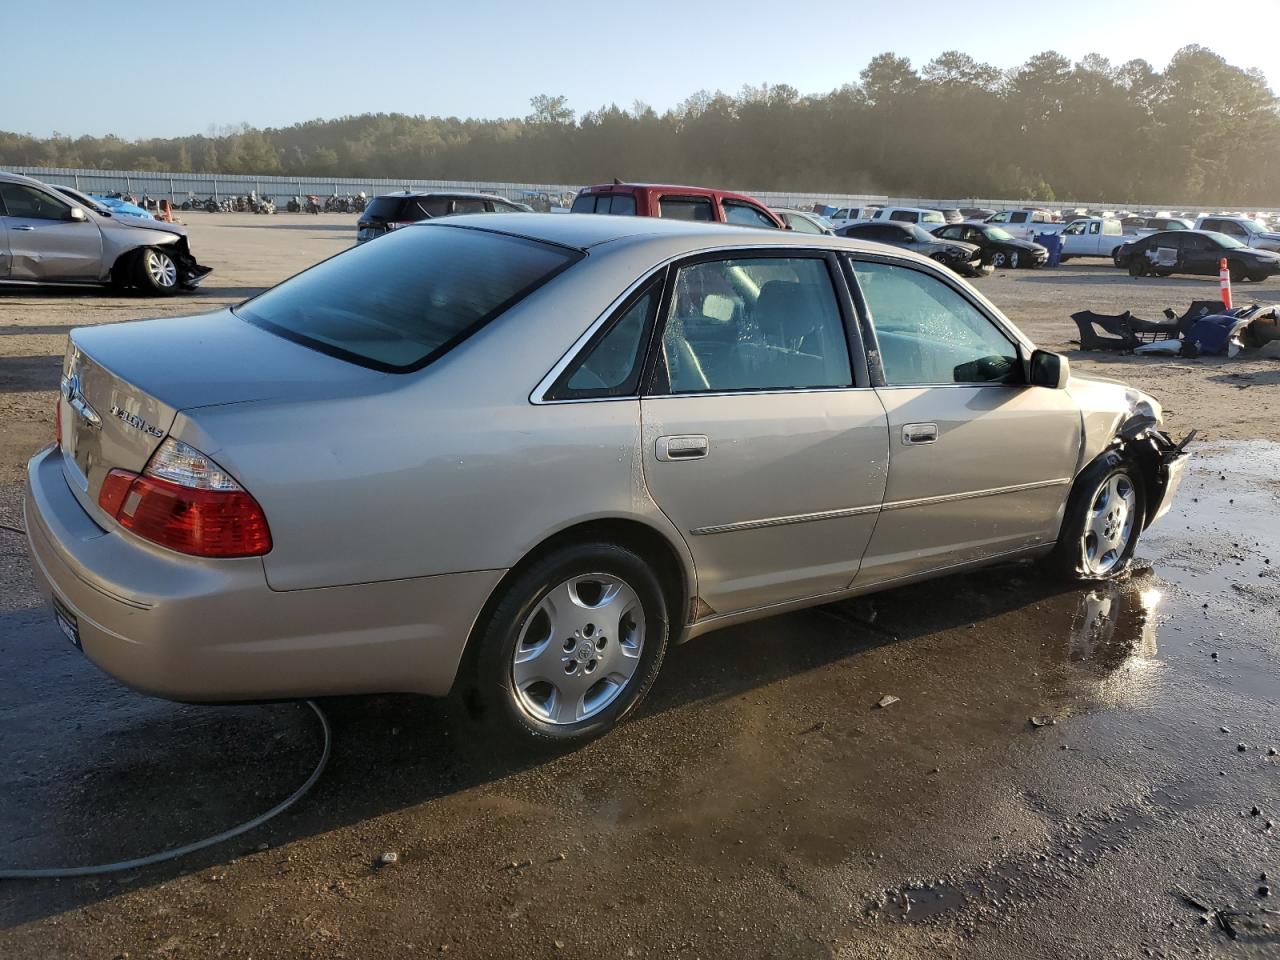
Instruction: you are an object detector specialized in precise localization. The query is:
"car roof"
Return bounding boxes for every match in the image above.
[418,211,930,255]
[374,190,512,201]
[0,170,49,187]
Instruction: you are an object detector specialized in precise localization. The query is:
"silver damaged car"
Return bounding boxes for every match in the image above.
[0,171,211,294]
[24,214,1190,743]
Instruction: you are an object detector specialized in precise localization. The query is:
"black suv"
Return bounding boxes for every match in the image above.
[356,191,528,243]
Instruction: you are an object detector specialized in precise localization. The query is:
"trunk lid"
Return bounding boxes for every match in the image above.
[60,309,388,523]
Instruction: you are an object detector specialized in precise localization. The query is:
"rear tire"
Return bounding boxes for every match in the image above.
[464,542,669,746]
[1230,263,1246,283]
[1046,452,1145,582]
[132,247,180,296]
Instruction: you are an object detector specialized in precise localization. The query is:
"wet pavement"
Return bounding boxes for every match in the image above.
[1,442,1278,959]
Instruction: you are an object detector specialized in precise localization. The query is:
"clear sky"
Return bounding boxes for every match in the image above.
[13,0,1279,140]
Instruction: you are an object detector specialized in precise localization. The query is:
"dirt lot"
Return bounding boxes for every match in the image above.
[1,215,1278,958]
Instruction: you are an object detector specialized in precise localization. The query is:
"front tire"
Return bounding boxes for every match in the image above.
[466,543,669,745]
[1047,452,1145,581]
[132,247,181,296]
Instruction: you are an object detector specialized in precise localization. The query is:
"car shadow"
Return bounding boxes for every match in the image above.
[0,562,1117,928]
[0,324,78,338]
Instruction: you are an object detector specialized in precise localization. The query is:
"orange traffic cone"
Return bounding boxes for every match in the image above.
[1219,257,1233,309]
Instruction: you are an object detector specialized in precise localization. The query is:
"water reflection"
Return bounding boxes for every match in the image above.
[1065,577,1161,678]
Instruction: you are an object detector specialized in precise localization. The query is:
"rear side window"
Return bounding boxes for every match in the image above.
[237,226,580,372]
[548,281,660,400]
[895,211,920,223]
[1010,212,1028,224]
[365,196,412,221]
[656,257,852,394]
[723,201,777,228]
[659,196,714,221]
[451,197,487,215]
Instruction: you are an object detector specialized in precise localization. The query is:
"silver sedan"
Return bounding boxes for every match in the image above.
[24,214,1189,743]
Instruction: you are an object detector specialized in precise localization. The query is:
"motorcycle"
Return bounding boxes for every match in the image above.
[286,195,302,213]
[305,195,322,215]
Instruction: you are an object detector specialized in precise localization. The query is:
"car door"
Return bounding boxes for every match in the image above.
[640,251,889,616]
[0,182,102,281]
[846,255,1082,585]
[1085,220,1104,254]
[1178,233,1219,275]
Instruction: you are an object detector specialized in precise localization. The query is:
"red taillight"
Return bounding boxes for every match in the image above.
[96,443,272,558]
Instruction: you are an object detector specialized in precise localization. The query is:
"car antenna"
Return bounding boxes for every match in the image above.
[613,177,622,185]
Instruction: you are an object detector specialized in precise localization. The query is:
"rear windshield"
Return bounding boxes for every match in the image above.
[236,225,581,372]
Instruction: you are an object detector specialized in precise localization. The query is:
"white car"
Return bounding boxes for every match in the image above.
[984,209,1059,241]
[869,206,947,227]
[1194,216,1280,252]
[1055,218,1128,260]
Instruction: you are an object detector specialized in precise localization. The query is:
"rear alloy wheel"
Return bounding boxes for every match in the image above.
[133,247,180,296]
[1048,452,1145,581]
[467,543,669,744]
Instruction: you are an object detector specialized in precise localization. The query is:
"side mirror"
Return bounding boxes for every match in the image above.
[68,207,87,222]
[1029,349,1070,389]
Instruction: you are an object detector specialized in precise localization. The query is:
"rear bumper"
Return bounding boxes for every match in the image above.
[23,446,502,701]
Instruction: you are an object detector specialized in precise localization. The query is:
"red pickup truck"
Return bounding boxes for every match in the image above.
[570,182,784,229]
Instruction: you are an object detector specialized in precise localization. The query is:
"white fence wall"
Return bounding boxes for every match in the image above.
[2,164,1272,217]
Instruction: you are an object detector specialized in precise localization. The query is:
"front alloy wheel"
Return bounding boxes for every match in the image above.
[134,247,180,295]
[1080,473,1137,577]
[991,251,1008,268]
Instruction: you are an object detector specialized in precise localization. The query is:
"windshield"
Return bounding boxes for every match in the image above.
[236,225,580,371]
[1205,231,1246,249]
[54,185,109,215]
[1246,220,1270,234]
[908,225,937,243]
[984,226,1014,241]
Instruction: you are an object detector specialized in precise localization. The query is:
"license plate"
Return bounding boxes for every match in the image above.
[51,596,81,649]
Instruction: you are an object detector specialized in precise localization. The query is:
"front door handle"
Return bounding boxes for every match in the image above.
[656,435,709,461]
[901,422,939,445]
[13,225,34,231]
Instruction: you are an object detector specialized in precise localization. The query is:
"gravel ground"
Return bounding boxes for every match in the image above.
[1,214,1278,958]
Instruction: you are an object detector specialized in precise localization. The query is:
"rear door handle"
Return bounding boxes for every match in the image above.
[901,422,939,445]
[13,225,34,231]
[656,435,709,461]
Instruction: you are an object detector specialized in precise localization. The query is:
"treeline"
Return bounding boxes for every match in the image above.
[4,45,1278,204]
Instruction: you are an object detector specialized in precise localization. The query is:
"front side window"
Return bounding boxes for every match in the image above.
[452,198,487,215]
[548,282,659,399]
[237,225,580,372]
[723,200,778,228]
[1063,221,1085,235]
[418,197,450,218]
[1,183,72,220]
[896,211,920,223]
[656,257,852,394]
[851,260,1019,387]
[659,196,714,221]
